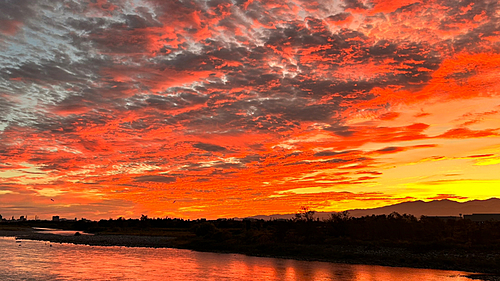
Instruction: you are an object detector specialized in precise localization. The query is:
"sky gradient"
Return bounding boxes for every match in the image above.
[1,0,500,220]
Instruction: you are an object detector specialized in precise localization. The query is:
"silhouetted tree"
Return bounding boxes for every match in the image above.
[295,206,316,222]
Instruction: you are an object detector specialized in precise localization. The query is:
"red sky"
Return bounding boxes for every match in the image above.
[1,0,500,220]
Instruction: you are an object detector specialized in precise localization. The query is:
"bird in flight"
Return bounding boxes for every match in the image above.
[50,199,54,201]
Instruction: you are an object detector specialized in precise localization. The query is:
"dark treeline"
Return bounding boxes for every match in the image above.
[7,211,500,249]
[4,211,500,273]
[83,212,500,249]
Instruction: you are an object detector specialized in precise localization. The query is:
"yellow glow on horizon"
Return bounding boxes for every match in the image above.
[402,179,500,200]
[475,158,500,166]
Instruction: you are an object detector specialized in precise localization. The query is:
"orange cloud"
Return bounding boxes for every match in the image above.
[1,0,500,220]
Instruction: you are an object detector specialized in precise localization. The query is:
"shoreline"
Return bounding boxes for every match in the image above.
[1,229,499,280]
[1,230,175,248]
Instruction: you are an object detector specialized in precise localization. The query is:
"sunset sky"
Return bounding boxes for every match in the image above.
[1,0,500,220]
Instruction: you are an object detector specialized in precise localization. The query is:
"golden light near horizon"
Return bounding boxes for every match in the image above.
[1,0,500,220]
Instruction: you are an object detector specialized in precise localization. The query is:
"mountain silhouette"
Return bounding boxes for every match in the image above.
[246,198,500,220]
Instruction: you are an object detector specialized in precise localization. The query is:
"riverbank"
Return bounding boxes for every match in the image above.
[0,229,174,248]
[1,228,499,281]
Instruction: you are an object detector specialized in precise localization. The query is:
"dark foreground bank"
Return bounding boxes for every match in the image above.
[2,212,500,280]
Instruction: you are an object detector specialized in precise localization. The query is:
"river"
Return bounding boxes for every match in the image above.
[0,237,477,281]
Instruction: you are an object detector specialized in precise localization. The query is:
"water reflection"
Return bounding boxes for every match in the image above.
[32,227,93,236]
[0,237,473,281]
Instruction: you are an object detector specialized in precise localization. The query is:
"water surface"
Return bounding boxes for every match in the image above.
[32,227,93,236]
[1,237,475,281]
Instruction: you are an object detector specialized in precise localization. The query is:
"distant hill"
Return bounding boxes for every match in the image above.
[245,198,500,220]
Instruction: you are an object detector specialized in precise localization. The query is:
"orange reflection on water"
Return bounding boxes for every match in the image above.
[0,237,474,281]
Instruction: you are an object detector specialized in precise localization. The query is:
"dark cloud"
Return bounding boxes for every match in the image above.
[325,126,356,137]
[439,0,499,31]
[343,0,368,11]
[327,13,352,23]
[314,150,354,157]
[240,154,264,164]
[193,142,228,152]
[0,0,37,32]
[133,175,177,183]
[377,146,401,152]
[1,60,90,84]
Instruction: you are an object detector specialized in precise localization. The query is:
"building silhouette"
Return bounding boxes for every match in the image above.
[463,213,500,222]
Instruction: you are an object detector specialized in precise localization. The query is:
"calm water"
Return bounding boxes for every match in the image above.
[0,237,475,281]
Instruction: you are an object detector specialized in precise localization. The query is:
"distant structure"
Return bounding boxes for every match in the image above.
[19,216,27,221]
[52,216,60,222]
[464,214,500,222]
